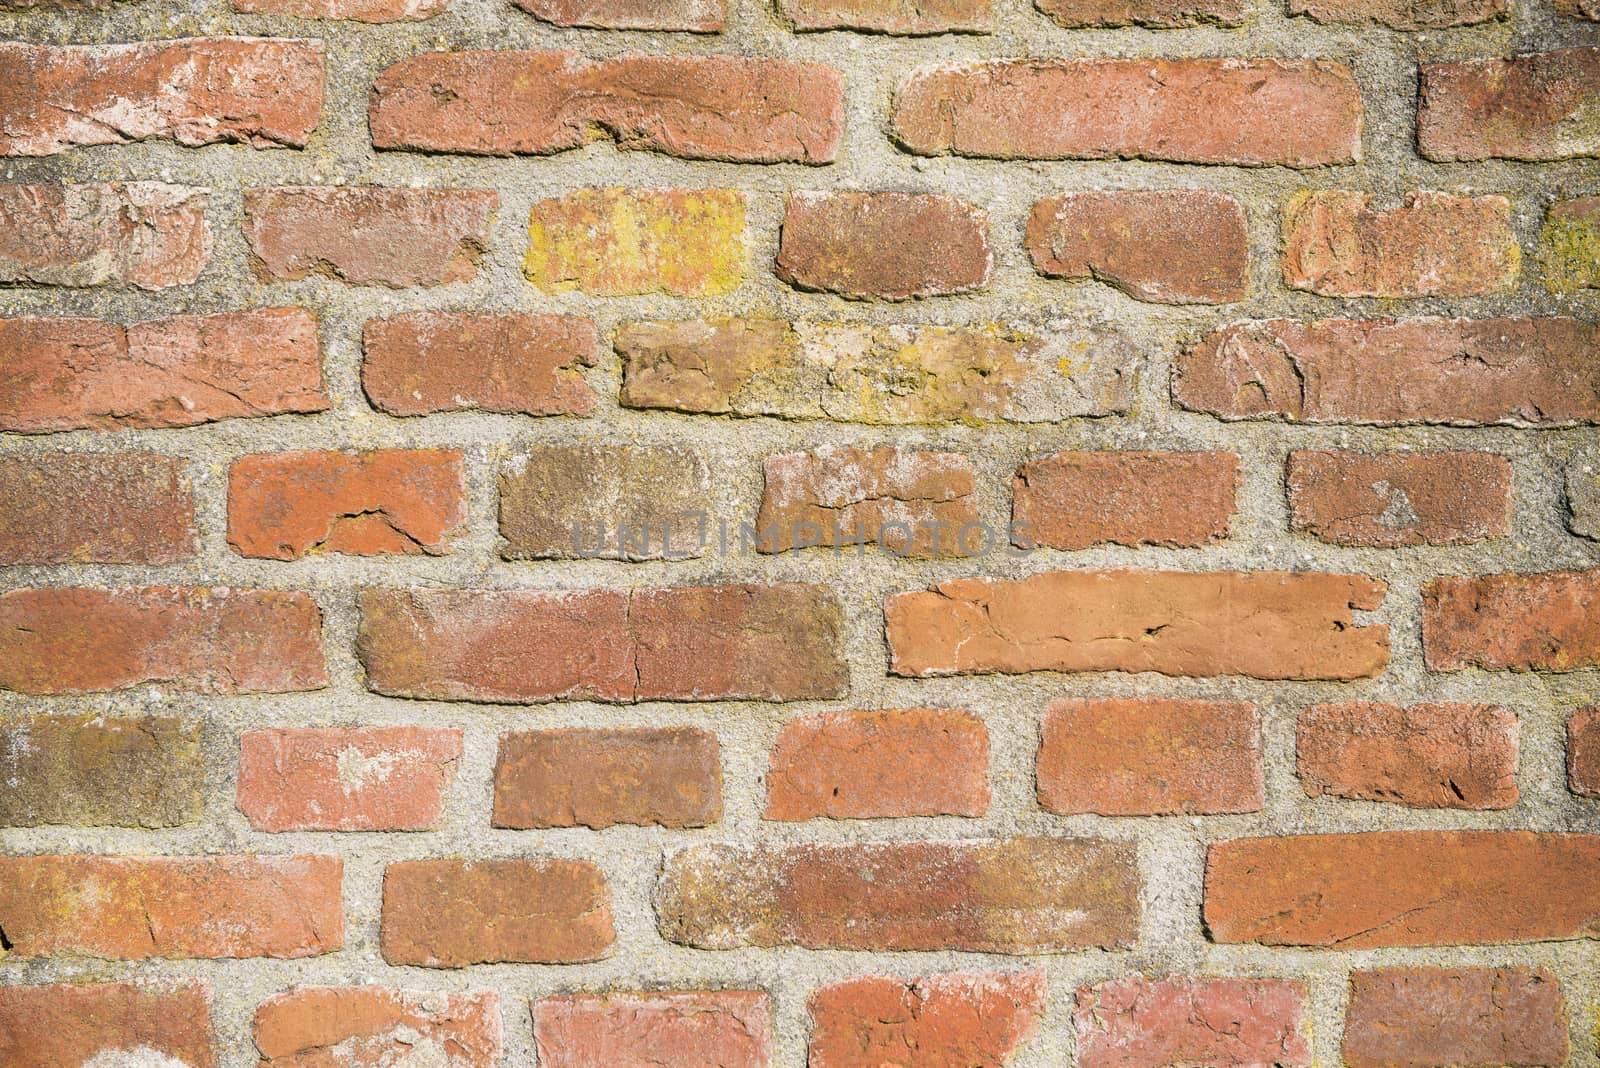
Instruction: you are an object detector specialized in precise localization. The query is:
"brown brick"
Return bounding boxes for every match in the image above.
[887,571,1388,681]
[0,855,342,959]
[1026,191,1248,304]
[362,312,598,417]
[1540,196,1600,291]
[1038,699,1263,816]
[809,972,1045,1068]
[1289,0,1503,25]
[535,993,768,1068]
[1344,968,1568,1068]
[1075,977,1310,1068]
[1287,451,1511,547]
[0,981,218,1068]
[1205,831,1600,947]
[1419,47,1600,161]
[234,0,447,18]
[1297,703,1519,810]
[238,727,462,832]
[765,708,990,820]
[1571,707,1600,797]
[382,858,614,966]
[1175,318,1600,427]
[1424,570,1600,672]
[0,713,204,828]
[244,186,497,286]
[1035,0,1245,25]
[0,182,210,289]
[0,586,328,695]
[1013,451,1238,550]
[493,727,722,829]
[0,453,196,564]
[0,38,323,156]
[656,838,1139,953]
[513,0,724,27]
[892,59,1361,166]
[253,987,502,1068]
[776,192,991,300]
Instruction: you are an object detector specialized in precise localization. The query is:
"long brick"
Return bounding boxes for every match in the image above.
[234,0,449,19]
[0,38,323,156]
[1013,451,1238,549]
[1175,318,1600,426]
[656,838,1139,953]
[1289,0,1502,24]
[0,453,196,564]
[1541,197,1600,291]
[513,0,724,27]
[1286,451,1512,547]
[372,51,841,163]
[1424,570,1600,672]
[887,571,1388,681]
[891,59,1361,165]
[358,585,845,703]
[493,727,722,829]
[238,727,462,832]
[809,972,1045,1068]
[534,992,770,1068]
[1419,47,1600,161]
[777,192,991,300]
[1571,708,1600,797]
[0,713,205,828]
[0,855,342,959]
[0,182,211,289]
[254,987,502,1068]
[0,981,218,1068]
[1036,0,1244,25]
[1205,832,1600,947]
[783,0,990,31]
[1075,977,1310,1068]
[1343,968,1568,1068]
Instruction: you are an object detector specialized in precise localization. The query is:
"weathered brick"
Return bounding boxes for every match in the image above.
[253,987,501,1068]
[372,52,841,163]
[1205,831,1600,947]
[1038,699,1263,816]
[1013,451,1237,550]
[1344,968,1568,1068]
[1540,197,1600,291]
[525,188,745,296]
[1567,445,1600,539]
[493,727,721,829]
[534,992,770,1068]
[765,708,990,820]
[0,586,327,695]
[892,59,1361,165]
[1035,0,1244,25]
[1297,703,1519,810]
[358,585,845,703]
[500,445,711,560]
[1175,318,1600,427]
[362,312,598,417]
[0,855,342,959]
[238,727,462,832]
[234,0,447,19]
[656,838,1139,952]
[1289,0,1503,25]
[1075,977,1310,1068]
[1026,191,1247,304]
[809,972,1045,1068]
[0,713,204,828]
[244,186,497,286]
[0,182,211,289]
[382,858,614,966]
[776,192,990,300]
[229,450,467,560]
[618,319,1136,423]
[513,0,723,27]
[887,571,1388,681]
[783,0,990,30]
[1286,451,1512,547]
[1569,708,1600,796]
[0,453,196,564]
[756,447,979,558]
[1557,0,1600,16]
[1283,192,1518,298]
[0,981,218,1068]
[1424,570,1600,672]
[0,38,323,156]
[1419,47,1600,161]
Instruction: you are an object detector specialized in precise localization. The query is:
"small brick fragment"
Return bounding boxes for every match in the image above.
[1343,968,1568,1068]
[1075,977,1311,1068]
[1423,570,1600,672]
[1013,451,1237,549]
[238,727,462,832]
[776,192,991,300]
[493,727,722,829]
[1568,445,1600,539]
[1568,708,1600,797]
[1286,451,1512,547]
[0,182,211,289]
[234,0,446,19]
[253,987,502,1068]
[1289,0,1503,26]
[0,453,196,564]
[1035,0,1244,25]
[1419,47,1600,161]
[0,713,204,828]
[513,0,723,27]
[1540,197,1600,291]
[809,972,1045,1068]
[0,981,218,1068]
[535,992,770,1068]
[783,0,990,32]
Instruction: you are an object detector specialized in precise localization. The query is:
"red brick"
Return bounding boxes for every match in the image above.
[1026,191,1248,304]
[244,186,496,286]
[765,708,990,820]
[776,192,991,300]
[1175,317,1600,427]
[373,52,841,164]
[1344,968,1568,1068]
[534,992,770,1068]
[253,987,501,1068]
[656,838,1139,952]
[0,586,327,695]
[238,727,462,832]
[0,855,342,959]
[782,0,990,31]
[1283,191,1518,298]
[1286,451,1512,547]
[1075,977,1310,1068]
[1571,707,1600,796]
[1419,47,1600,161]
[1290,0,1502,24]
[382,858,614,966]
[234,0,447,19]
[229,450,467,560]
[1013,451,1238,550]
[0,981,218,1068]
[1424,570,1600,672]
[0,182,210,289]
[1038,699,1263,816]
[493,727,721,829]
[1036,0,1244,24]
[513,0,724,27]
[362,312,598,417]
[358,585,845,703]
[0,713,205,828]
[809,972,1045,1068]
[892,59,1361,166]
[1205,831,1600,947]
[0,38,323,156]
[1297,703,1519,810]
[887,570,1388,681]
[0,453,196,565]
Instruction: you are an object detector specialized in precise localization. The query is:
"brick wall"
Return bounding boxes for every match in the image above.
[1,0,1599,1062]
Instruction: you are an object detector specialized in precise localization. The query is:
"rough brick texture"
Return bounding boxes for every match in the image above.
[808,971,1045,1067]
[777,192,991,300]
[0,981,218,1068]
[1036,0,1243,25]
[1541,197,1600,291]
[1343,968,1568,1068]
[784,0,990,31]
[513,0,724,27]
[1571,708,1600,797]
[1074,977,1310,1068]
[0,452,196,564]
[1289,0,1503,25]
[1286,450,1512,547]
[253,987,501,1067]
[0,713,205,827]
[1423,570,1600,672]
[0,182,211,289]
[1419,48,1600,161]
[493,727,722,829]
[534,992,770,1068]
[525,188,745,295]
[1012,451,1238,549]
